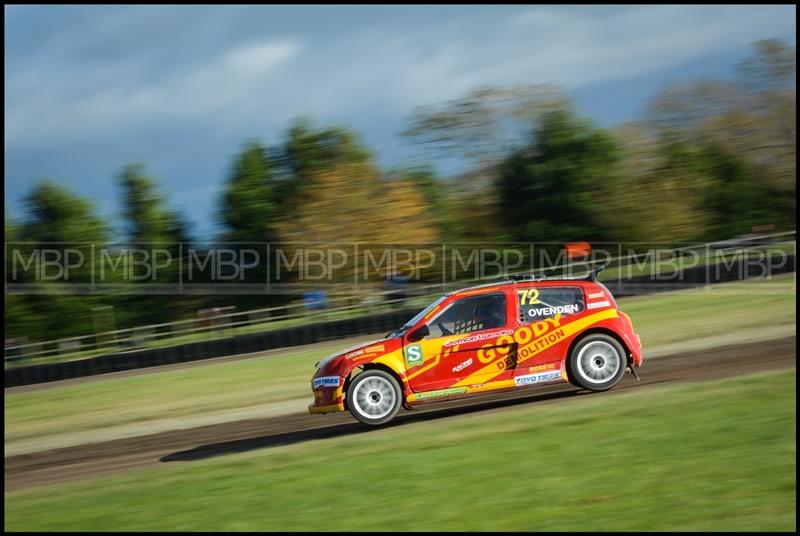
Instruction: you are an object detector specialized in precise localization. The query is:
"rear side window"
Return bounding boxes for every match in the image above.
[518,287,584,323]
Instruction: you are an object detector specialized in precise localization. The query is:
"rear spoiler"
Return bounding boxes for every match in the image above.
[586,264,606,281]
[508,264,606,283]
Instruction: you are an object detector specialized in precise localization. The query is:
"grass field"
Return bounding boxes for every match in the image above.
[4,339,354,447]
[615,274,795,347]
[5,274,795,449]
[4,369,796,531]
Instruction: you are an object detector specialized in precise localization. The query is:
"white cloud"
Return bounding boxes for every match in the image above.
[495,5,794,86]
[225,42,298,73]
[5,5,795,150]
[266,5,796,121]
[6,38,301,147]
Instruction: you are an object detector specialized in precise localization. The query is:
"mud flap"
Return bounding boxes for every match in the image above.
[627,366,641,381]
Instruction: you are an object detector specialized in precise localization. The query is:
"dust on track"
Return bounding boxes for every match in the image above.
[5,336,796,492]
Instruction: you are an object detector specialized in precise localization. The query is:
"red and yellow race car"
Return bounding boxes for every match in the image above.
[309,268,643,425]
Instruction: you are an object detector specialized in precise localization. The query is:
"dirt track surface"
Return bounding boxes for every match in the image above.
[5,336,796,492]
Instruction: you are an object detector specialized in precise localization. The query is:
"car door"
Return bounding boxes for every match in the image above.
[404,291,517,393]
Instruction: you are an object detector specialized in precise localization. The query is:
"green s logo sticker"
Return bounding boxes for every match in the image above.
[405,344,423,366]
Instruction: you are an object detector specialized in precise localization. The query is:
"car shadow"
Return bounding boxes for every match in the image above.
[160,386,585,463]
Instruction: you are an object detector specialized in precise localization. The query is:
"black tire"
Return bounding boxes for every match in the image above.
[567,334,627,391]
[346,370,402,426]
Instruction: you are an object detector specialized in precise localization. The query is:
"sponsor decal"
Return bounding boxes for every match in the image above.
[588,292,605,299]
[346,343,386,360]
[416,387,468,400]
[312,376,341,389]
[524,363,557,373]
[516,329,566,360]
[477,314,563,364]
[526,304,580,317]
[453,308,619,388]
[495,354,516,370]
[452,358,473,373]
[519,287,585,322]
[587,300,611,309]
[405,344,424,366]
[515,371,562,386]
[444,329,514,347]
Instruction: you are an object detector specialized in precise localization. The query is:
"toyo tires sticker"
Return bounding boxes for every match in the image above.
[312,376,341,389]
[514,370,562,386]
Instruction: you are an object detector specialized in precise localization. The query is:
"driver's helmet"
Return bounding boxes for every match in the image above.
[474,299,502,327]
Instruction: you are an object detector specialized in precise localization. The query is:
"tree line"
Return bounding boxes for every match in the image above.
[5,39,796,342]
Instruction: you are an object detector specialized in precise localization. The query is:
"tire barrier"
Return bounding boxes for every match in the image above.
[5,254,794,387]
[5,308,420,387]
[604,252,795,297]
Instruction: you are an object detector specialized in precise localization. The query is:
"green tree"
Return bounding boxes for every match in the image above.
[690,143,787,239]
[497,107,621,243]
[736,39,796,93]
[389,166,463,240]
[119,164,189,244]
[214,141,286,310]
[403,84,568,163]
[401,85,575,243]
[600,123,712,243]
[278,118,372,209]
[19,182,108,246]
[218,141,280,243]
[603,127,781,243]
[273,121,441,291]
[647,39,796,229]
[116,164,191,326]
[8,182,110,341]
[4,211,40,343]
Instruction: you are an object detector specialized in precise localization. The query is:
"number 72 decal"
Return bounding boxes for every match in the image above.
[517,288,541,306]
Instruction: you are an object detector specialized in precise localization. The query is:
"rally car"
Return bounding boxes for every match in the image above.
[308,267,643,426]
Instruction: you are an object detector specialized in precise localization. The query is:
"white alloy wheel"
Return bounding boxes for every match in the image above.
[568,334,627,392]
[576,340,621,385]
[347,370,402,425]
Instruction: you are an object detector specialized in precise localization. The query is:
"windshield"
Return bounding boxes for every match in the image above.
[385,294,449,339]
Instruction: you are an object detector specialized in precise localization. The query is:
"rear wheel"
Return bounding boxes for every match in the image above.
[568,334,626,391]
[347,370,402,426]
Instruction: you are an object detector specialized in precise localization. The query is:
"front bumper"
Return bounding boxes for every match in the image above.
[308,401,345,414]
[307,379,346,415]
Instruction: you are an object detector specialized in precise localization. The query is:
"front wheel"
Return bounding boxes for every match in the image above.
[567,334,626,391]
[347,370,402,426]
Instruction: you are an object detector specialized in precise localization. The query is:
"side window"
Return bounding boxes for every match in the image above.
[518,287,584,323]
[427,294,507,338]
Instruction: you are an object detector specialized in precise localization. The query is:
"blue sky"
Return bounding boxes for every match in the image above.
[5,5,796,239]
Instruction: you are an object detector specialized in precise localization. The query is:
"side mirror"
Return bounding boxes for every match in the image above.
[408,324,429,343]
